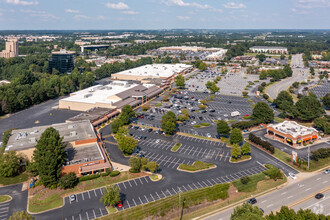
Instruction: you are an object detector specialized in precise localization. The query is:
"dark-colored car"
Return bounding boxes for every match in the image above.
[209,109,215,112]
[247,198,257,204]
[201,110,207,113]
[147,128,153,132]
[315,193,324,199]
[199,116,203,120]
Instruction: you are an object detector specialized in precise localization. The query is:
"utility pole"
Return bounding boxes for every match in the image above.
[178,187,181,219]
[308,145,310,169]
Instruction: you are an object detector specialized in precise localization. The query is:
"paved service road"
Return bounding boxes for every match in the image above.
[0,184,28,220]
[202,172,330,220]
[267,54,310,100]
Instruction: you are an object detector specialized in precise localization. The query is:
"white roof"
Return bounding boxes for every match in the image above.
[113,64,192,78]
[61,81,140,104]
[268,121,317,138]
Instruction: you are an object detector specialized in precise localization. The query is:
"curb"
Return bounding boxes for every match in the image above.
[0,195,12,204]
[177,165,217,173]
[229,156,252,164]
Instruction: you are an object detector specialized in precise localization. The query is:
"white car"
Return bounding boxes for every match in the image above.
[70,194,76,202]
[191,121,197,125]
[323,169,330,174]
[141,127,146,131]
[206,133,211,138]
[155,139,160,144]
[224,114,228,117]
[289,173,296,180]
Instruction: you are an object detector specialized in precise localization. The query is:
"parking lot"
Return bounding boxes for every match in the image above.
[310,81,330,99]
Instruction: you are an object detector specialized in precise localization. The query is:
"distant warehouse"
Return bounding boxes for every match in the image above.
[249,46,288,54]
[111,64,193,84]
[5,120,111,177]
[59,80,164,111]
[267,121,318,148]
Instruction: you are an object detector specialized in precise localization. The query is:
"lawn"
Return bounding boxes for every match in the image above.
[0,173,29,186]
[29,172,148,213]
[0,195,11,203]
[171,143,182,152]
[178,161,215,172]
[100,183,229,220]
[273,148,330,172]
[232,173,266,192]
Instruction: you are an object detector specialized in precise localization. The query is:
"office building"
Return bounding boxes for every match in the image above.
[0,39,19,58]
[249,46,288,54]
[49,50,75,73]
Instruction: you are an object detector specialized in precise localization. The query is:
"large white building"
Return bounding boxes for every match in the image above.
[250,46,288,54]
[111,64,193,83]
[0,39,18,58]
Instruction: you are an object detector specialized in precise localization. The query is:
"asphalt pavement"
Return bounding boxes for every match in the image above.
[203,172,330,220]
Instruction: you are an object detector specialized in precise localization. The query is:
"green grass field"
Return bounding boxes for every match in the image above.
[232,173,266,192]
[0,195,11,203]
[178,161,215,172]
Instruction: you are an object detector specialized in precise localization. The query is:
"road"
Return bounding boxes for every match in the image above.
[202,172,330,220]
[292,190,330,216]
[267,54,310,100]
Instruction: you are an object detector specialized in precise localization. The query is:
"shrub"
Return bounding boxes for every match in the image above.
[79,174,100,182]
[231,120,261,130]
[129,168,140,173]
[249,133,275,154]
[109,170,120,177]
[311,148,330,161]
[200,123,210,126]
[240,176,250,184]
[263,94,269,100]
[59,172,78,189]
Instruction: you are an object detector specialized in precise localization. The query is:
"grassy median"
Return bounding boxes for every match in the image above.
[178,161,215,172]
[232,173,266,192]
[171,143,182,152]
[0,195,11,203]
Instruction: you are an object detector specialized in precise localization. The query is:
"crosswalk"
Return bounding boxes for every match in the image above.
[0,201,10,220]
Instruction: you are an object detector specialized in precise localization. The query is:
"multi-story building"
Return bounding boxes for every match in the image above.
[0,39,19,58]
[49,50,75,73]
[267,121,318,148]
[250,46,288,54]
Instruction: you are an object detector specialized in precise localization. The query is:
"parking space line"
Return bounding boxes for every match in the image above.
[94,189,97,197]
[133,179,138,186]
[172,187,177,194]
[93,209,96,219]
[132,198,137,206]
[81,192,85,200]
[117,184,121,190]
[86,212,89,220]
[144,195,150,202]
[155,192,161,199]
[161,190,166,197]
[139,196,143,204]
[99,208,103,217]
[144,176,149,183]
[79,213,82,220]
[127,200,131,208]
[197,182,203,188]
[187,184,194,190]
[139,178,143,184]
[150,194,155,201]
[206,179,213,186]
[128,180,132,187]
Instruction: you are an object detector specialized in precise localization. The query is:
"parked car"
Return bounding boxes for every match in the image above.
[70,194,76,202]
[206,133,211,138]
[289,173,296,180]
[247,198,257,204]
[315,193,324,199]
[209,109,215,112]
[117,201,123,208]
[323,168,330,174]
[147,128,153,132]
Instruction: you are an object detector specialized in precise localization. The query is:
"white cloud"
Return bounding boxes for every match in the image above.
[210,8,223,13]
[65,9,80,14]
[20,9,45,14]
[30,13,60,20]
[291,8,310,14]
[5,0,38,6]
[223,2,246,9]
[177,15,190,20]
[166,0,211,9]
[105,2,129,10]
[296,0,330,8]
[121,10,139,15]
[74,14,90,20]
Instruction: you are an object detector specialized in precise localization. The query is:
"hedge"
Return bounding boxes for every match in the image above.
[129,168,140,173]
[311,148,330,161]
[110,171,120,177]
[79,174,100,182]
[231,120,262,130]
[249,133,275,154]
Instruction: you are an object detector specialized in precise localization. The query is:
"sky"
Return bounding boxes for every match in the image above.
[0,0,329,30]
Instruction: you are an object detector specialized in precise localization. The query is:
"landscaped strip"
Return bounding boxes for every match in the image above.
[28,172,148,213]
[171,143,182,152]
[0,195,11,203]
[0,173,29,186]
[178,161,215,172]
[100,183,230,220]
[229,155,251,163]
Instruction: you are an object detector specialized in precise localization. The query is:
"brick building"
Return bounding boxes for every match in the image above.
[267,121,318,148]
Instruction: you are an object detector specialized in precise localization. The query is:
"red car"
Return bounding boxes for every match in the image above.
[117,201,123,208]
[140,116,145,119]
[244,114,249,117]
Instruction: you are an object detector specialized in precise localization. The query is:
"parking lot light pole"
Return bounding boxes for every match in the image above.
[308,145,310,169]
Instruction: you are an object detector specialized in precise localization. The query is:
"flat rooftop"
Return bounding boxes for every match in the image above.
[6,120,96,152]
[268,121,318,138]
[250,46,287,49]
[65,142,103,166]
[112,64,193,78]
[60,81,142,105]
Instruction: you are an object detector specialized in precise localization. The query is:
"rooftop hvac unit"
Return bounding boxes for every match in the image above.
[107,86,112,90]
[29,137,36,143]
[70,131,77,137]
[84,94,93,98]
[68,124,74,129]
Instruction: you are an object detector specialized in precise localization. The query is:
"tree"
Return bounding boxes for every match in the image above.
[231,144,241,159]
[295,93,324,121]
[120,105,135,124]
[217,120,231,136]
[111,118,124,134]
[313,117,330,134]
[241,142,251,155]
[280,54,285,60]
[141,157,149,171]
[129,156,141,172]
[175,75,185,88]
[58,172,78,189]
[206,81,219,93]
[116,134,137,155]
[274,91,295,117]
[252,102,274,123]
[147,161,159,173]
[161,111,177,135]
[9,211,35,220]
[256,54,266,62]
[231,203,263,220]
[310,67,315,75]
[322,93,330,108]
[259,71,268,80]
[198,62,207,71]
[230,128,243,144]
[0,151,22,177]
[266,206,328,219]
[101,185,120,206]
[240,176,250,184]
[33,127,66,188]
